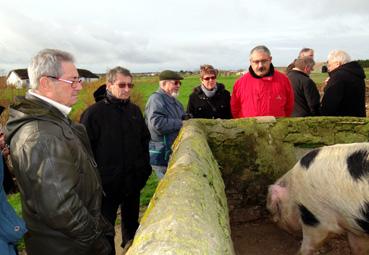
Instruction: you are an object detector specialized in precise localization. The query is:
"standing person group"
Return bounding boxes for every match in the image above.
[230,45,294,118]
[187,64,231,119]
[81,66,152,254]
[321,50,366,117]
[145,70,186,179]
[0,119,26,255]
[1,44,367,255]
[5,49,113,255]
[287,57,320,117]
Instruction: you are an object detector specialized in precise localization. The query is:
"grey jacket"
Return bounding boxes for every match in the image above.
[145,88,184,146]
[5,93,113,255]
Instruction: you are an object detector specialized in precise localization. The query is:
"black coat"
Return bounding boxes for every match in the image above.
[321,61,366,117]
[287,70,320,117]
[80,96,151,194]
[187,83,232,119]
[6,94,112,255]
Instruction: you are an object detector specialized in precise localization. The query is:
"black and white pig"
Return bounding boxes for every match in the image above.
[267,142,369,255]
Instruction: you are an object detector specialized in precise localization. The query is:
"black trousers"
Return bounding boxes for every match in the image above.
[101,186,140,255]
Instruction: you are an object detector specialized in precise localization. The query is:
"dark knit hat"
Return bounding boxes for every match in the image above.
[93,84,107,102]
[159,70,183,81]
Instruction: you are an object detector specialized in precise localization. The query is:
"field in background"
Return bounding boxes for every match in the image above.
[2,68,369,238]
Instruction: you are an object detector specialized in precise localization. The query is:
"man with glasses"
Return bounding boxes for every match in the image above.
[80,66,151,254]
[231,45,294,118]
[145,70,186,179]
[5,49,113,255]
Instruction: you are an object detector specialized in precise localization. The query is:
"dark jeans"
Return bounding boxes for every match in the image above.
[102,186,140,255]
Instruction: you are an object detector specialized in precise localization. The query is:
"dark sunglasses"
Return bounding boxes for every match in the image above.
[202,76,216,81]
[171,81,182,86]
[116,83,134,89]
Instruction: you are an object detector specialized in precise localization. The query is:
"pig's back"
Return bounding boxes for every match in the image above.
[290,143,369,234]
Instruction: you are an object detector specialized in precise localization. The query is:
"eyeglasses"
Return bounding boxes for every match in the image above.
[47,76,82,88]
[251,59,270,65]
[202,76,216,81]
[170,81,181,86]
[116,83,134,89]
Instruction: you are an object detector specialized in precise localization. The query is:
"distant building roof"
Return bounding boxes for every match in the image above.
[7,68,99,79]
[7,69,29,79]
[78,69,99,78]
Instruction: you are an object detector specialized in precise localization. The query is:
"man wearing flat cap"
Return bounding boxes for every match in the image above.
[145,70,186,179]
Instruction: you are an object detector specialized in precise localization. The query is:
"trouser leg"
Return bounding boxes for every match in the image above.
[101,193,120,255]
[152,165,167,179]
[120,192,140,248]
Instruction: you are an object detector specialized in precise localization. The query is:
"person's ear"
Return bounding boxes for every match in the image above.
[38,76,52,92]
[106,82,113,91]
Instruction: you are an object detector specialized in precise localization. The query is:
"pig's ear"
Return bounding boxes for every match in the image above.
[267,184,288,218]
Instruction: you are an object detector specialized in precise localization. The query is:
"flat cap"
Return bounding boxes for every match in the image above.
[159,70,183,81]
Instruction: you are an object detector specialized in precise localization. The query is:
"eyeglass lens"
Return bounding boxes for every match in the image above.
[117,83,134,89]
[203,76,216,81]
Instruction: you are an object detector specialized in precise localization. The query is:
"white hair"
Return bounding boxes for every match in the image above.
[327,50,351,65]
[28,49,75,90]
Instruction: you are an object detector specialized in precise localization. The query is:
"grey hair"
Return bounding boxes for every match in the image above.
[298,48,314,58]
[327,50,351,65]
[249,45,271,59]
[294,57,315,70]
[106,66,132,84]
[28,49,75,90]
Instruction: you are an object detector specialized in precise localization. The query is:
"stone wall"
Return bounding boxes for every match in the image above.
[127,121,234,255]
[127,117,369,254]
[203,117,369,224]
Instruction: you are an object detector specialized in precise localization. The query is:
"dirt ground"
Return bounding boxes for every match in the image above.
[231,218,351,255]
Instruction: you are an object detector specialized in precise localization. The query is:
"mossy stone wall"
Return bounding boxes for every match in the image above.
[127,117,369,254]
[127,121,235,255]
[203,117,369,223]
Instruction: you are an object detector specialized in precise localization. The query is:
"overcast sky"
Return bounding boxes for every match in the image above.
[1,0,369,74]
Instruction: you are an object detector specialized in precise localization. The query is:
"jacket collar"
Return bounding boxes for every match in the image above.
[194,83,225,95]
[290,69,309,78]
[249,63,275,78]
[104,89,130,105]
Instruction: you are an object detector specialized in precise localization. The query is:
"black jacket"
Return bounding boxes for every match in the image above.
[321,61,366,117]
[187,83,232,119]
[287,70,320,117]
[80,95,151,194]
[5,94,112,255]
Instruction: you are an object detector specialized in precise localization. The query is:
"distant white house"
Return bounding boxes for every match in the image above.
[6,69,29,88]
[6,68,100,88]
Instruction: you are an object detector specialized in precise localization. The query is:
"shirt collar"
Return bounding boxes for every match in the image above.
[28,90,72,116]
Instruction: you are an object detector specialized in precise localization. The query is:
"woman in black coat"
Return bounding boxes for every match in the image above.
[187,64,232,119]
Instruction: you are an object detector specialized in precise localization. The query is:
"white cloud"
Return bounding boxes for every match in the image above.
[0,0,368,73]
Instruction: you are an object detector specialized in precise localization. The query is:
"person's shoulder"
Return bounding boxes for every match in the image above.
[189,85,202,97]
[128,101,142,112]
[82,100,107,115]
[274,69,290,81]
[217,83,230,94]
[147,92,162,101]
[234,73,250,86]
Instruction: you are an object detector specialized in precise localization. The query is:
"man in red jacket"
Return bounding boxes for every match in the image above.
[231,45,294,118]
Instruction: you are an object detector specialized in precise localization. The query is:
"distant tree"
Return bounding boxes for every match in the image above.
[357,59,369,68]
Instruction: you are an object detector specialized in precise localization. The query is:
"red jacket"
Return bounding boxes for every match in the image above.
[231,69,294,118]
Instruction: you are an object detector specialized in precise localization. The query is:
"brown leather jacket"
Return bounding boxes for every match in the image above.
[5,93,113,255]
